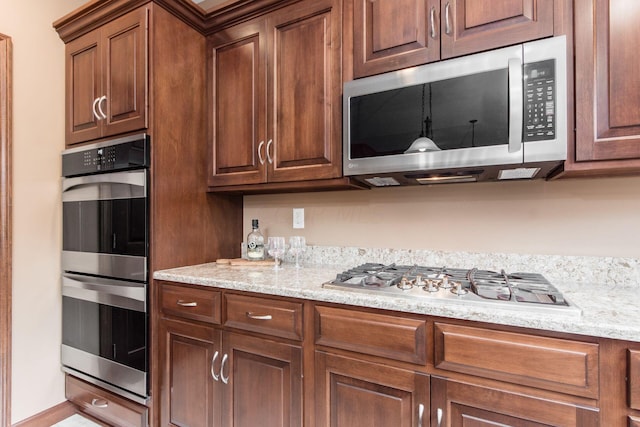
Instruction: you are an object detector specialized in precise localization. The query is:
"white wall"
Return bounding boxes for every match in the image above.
[244,176,640,259]
[0,0,86,423]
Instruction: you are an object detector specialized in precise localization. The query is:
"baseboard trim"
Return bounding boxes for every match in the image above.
[12,401,77,427]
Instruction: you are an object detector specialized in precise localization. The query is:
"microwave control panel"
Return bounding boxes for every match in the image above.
[523,59,555,141]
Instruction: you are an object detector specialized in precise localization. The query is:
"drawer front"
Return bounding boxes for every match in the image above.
[66,375,147,427]
[160,282,221,324]
[434,322,599,398]
[315,305,427,365]
[224,293,303,340]
[630,350,640,410]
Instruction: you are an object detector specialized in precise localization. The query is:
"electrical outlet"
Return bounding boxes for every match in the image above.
[293,208,304,229]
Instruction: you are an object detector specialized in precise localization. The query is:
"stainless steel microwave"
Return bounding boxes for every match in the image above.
[343,36,567,186]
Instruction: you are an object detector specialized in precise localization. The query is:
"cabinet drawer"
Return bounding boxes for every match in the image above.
[160,282,221,324]
[65,375,147,427]
[224,294,303,340]
[630,350,640,410]
[434,323,599,398]
[315,305,427,364]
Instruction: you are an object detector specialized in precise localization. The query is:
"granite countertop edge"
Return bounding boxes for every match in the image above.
[153,262,640,343]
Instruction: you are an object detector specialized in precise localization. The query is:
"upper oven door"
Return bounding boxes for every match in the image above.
[62,169,148,282]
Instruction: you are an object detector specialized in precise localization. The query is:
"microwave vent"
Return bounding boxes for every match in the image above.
[498,168,541,180]
[364,177,401,187]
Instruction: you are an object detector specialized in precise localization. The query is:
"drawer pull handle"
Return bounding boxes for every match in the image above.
[220,353,229,385]
[210,351,220,381]
[177,300,197,307]
[246,312,272,320]
[91,398,108,408]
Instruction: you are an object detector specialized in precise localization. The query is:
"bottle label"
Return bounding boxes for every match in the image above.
[247,242,264,260]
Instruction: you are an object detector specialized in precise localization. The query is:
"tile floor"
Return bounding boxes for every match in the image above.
[51,414,102,427]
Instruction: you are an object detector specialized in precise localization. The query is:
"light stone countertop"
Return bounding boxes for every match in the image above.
[154,260,640,343]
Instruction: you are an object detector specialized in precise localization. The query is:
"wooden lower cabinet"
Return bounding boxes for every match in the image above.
[159,318,222,427]
[314,351,429,427]
[158,317,302,427]
[431,377,599,427]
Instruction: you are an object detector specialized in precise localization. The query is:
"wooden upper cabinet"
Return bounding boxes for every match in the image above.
[208,0,342,187]
[573,0,640,165]
[351,0,555,78]
[440,0,554,59]
[65,6,148,145]
[352,0,440,78]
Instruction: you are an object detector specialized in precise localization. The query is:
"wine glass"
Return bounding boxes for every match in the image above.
[288,236,306,268]
[267,236,287,270]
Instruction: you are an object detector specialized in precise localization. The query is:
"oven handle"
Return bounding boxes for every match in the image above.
[62,273,146,313]
[62,170,147,202]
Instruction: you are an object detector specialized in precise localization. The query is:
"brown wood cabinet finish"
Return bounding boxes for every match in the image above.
[65,6,147,145]
[315,351,429,427]
[434,322,599,398]
[161,282,222,324]
[159,318,222,427]
[208,0,342,188]
[568,0,640,175]
[65,376,148,427]
[315,305,428,364]
[351,0,555,78]
[630,350,640,410]
[222,332,303,427]
[224,293,303,341]
[631,416,640,427]
[431,376,599,427]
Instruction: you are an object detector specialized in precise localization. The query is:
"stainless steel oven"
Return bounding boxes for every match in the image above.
[61,133,150,404]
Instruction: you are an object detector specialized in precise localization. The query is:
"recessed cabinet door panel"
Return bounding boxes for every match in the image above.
[441,0,554,59]
[315,351,429,427]
[159,319,222,427]
[353,0,440,78]
[209,21,266,186]
[223,332,302,427]
[102,7,148,138]
[268,0,342,182]
[431,377,599,427]
[575,0,640,161]
[66,31,102,144]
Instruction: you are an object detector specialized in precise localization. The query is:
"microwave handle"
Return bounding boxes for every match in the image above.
[508,57,524,153]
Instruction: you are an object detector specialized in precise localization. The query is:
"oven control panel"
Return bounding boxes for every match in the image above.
[62,134,150,177]
[523,59,556,142]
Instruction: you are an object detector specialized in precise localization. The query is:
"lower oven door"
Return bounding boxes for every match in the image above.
[61,273,147,400]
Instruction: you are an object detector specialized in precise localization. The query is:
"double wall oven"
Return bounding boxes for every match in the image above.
[61,133,150,404]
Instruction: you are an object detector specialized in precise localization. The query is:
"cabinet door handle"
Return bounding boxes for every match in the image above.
[258,140,265,165]
[246,312,273,320]
[92,97,101,121]
[176,300,197,307]
[220,353,229,385]
[417,403,424,427]
[97,95,107,120]
[266,139,273,164]
[430,7,437,39]
[210,350,220,381]
[91,398,108,408]
[444,2,452,35]
[436,407,443,427]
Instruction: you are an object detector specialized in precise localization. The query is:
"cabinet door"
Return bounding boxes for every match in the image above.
[574,0,640,162]
[101,7,148,138]
[315,351,429,427]
[222,332,303,427]
[431,377,599,427]
[66,29,102,145]
[441,0,554,59]
[208,20,267,187]
[352,0,440,78]
[267,0,342,183]
[159,318,222,427]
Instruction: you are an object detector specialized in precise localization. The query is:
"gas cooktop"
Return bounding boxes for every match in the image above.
[323,263,581,316]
